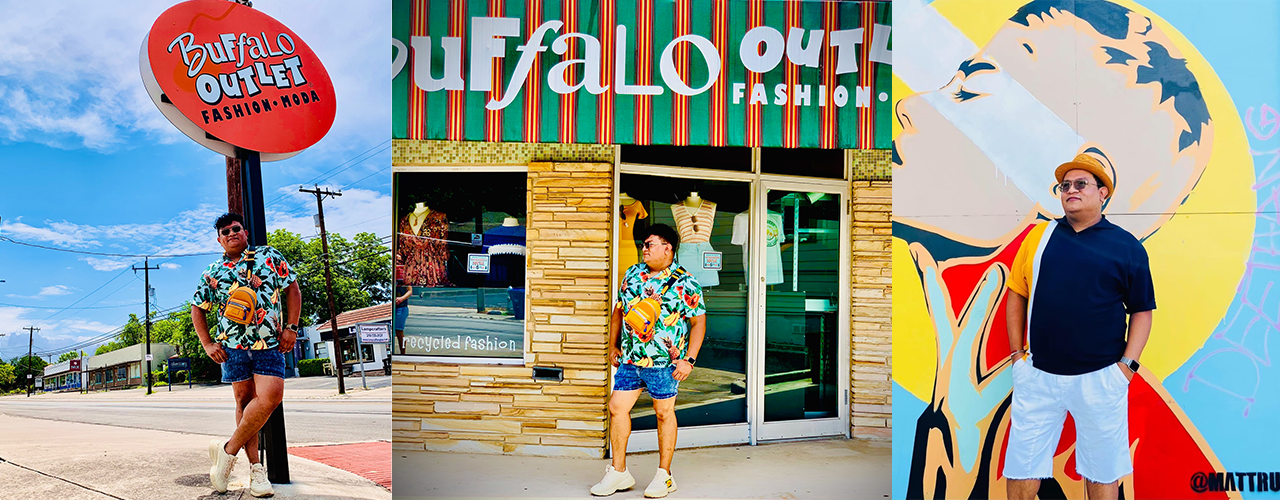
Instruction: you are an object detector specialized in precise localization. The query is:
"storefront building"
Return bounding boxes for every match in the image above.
[391,0,891,458]
[316,303,394,374]
[85,343,176,391]
[42,359,84,392]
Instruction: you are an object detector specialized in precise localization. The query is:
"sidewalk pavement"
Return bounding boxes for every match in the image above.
[15,375,392,402]
[394,437,890,499]
[0,414,391,500]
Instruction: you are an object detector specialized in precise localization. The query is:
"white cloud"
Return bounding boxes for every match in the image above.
[82,257,132,272]
[160,263,181,270]
[4,285,77,300]
[39,286,74,297]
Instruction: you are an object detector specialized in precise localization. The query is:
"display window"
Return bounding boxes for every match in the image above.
[394,170,528,361]
[617,174,751,430]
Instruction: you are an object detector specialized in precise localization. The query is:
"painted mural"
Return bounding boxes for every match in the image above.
[893,0,1280,498]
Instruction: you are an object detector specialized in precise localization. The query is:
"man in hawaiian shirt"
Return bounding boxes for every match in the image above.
[192,213,301,497]
[591,224,706,498]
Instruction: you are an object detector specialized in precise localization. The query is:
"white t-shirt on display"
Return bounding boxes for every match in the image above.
[732,211,784,285]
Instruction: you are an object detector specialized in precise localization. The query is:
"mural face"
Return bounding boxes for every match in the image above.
[893,0,1278,498]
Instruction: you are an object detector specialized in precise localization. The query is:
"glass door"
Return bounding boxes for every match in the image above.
[753,181,850,441]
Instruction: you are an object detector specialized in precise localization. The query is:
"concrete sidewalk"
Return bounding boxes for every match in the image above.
[19,375,391,402]
[0,414,391,500]
[393,438,890,499]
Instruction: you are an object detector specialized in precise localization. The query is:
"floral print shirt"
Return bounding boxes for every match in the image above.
[193,246,296,350]
[616,263,706,368]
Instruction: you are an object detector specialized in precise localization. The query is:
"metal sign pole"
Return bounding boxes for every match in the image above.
[238,149,290,484]
[356,325,368,390]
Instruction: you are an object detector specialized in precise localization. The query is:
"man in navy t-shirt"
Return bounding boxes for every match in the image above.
[1003,153,1155,500]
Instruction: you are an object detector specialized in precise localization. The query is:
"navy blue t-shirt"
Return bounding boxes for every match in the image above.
[1014,217,1156,376]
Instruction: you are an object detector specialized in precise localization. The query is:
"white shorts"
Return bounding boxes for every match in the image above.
[676,241,719,287]
[1003,355,1132,484]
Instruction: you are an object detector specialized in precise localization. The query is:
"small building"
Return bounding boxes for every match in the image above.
[315,303,391,374]
[42,358,86,392]
[85,343,177,391]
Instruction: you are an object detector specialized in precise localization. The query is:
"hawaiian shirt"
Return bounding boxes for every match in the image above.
[193,246,296,350]
[616,263,706,368]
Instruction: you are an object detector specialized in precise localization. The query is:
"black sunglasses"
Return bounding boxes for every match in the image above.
[219,225,244,237]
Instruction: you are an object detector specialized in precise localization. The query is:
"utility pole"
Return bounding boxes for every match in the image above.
[133,258,160,395]
[24,326,38,397]
[300,185,346,395]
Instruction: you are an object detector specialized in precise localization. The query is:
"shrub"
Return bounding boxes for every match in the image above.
[298,358,327,377]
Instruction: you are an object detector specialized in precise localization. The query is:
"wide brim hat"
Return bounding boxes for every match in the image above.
[1054,153,1114,199]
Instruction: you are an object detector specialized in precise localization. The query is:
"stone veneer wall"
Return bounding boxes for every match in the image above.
[392,152,615,458]
[850,149,892,439]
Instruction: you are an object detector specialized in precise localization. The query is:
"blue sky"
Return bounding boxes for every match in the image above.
[0,0,391,361]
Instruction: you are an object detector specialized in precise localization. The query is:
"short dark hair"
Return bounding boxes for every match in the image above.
[215,213,245,231]
[640,223,680,255]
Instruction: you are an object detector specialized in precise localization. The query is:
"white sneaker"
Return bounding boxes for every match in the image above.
[208,438,237,493]
[590,464,636,496]
[644,468,677,498]
[249,463,274,497]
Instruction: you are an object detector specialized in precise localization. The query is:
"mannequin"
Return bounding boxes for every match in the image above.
[670,192,719,287]
[408,202,431,235]
[397,202,451,287]
[618,196,648,283]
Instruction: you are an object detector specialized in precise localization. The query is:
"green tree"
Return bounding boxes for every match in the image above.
[268,229,391,326]
[9,355,47,389]
[0,363,14,388]
[56,351,80,363]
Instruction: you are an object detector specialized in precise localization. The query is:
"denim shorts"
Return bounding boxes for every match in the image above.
[395,305,409,331]
[221,348,286,383]
[613,363,679,400]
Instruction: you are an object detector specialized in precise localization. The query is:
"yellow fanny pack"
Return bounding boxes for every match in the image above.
[622,269,682,343]
[222,248,258,325]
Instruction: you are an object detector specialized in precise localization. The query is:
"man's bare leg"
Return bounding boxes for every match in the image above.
[225,374,283,459]
[1007,479,1040,500]
[231,379,261,464]
[652,396,677,472]
[608,389,642,471]
[1085,479,1119,500]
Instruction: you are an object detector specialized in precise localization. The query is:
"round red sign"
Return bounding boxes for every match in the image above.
[144,0,336,155]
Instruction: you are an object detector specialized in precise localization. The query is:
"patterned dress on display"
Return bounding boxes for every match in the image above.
[397,211,452,287]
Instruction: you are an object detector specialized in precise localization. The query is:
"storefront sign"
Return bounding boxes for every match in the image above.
[142,0,337,160]
[69,359,81,372]
[393,0,891,149]
[471,233,484,247]
[467,253,491,273]
[703,251,723,271]
[168,358,190,370]
[358,323,392,344]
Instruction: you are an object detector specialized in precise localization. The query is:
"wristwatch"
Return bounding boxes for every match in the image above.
[1120,356,1140,372]
[685,357,696,366]
[285,323,299,333]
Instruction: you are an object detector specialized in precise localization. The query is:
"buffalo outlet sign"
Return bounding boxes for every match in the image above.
[142,0,336,160]
[393,0,891,149]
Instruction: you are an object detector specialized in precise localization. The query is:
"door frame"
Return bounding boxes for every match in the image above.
[751,176,851,443]
[612,164,852,453]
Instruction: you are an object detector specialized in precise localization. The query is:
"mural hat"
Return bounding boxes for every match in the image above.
[1055,153,1114,199]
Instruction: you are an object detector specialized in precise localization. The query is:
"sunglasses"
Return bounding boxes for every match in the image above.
[642,241,668,250]
[220,225,244,237]
[1055,179,1100,193]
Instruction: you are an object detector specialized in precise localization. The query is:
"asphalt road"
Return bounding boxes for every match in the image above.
[0,377,391,445]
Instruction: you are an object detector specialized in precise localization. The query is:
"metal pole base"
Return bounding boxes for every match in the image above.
[258,403,290,483]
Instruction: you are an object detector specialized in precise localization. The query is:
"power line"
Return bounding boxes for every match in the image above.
[262,140,391,209]
[0,236,220,258]
[0,302,142,310]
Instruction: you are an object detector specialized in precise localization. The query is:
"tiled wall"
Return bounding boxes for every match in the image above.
[850,176,892,439]
[393,139,615,165]
[851,148,892,181]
